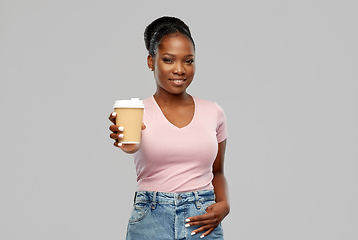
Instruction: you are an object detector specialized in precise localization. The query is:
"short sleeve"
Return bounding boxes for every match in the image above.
[215,103,228,143]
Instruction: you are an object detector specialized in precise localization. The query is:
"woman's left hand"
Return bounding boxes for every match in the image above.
[186,200,230,238]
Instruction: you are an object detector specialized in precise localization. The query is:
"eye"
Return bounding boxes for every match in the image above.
[163,58,173,63]
[185,59,194,64]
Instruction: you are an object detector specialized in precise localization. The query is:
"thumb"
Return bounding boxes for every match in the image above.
[206,205,213,212]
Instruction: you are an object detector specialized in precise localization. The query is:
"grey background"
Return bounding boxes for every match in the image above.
[1,0,357,239]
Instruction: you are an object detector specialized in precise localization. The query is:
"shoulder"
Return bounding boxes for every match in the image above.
[142,96,155,109]
[143,96,153,105]
[193,96,225,113]
[141,96,158,116]
[193,96,215,107]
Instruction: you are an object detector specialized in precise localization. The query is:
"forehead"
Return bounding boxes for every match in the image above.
[158,33,195,55]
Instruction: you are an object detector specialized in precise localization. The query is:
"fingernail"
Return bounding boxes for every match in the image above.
[200,234,205,238]
[117,143,122,147]
[191,232,196,236]
[185,223,190,227]
[118,134,123,138]
[112,112,116,117]
[185,218,190,222]
[118,127,124,131]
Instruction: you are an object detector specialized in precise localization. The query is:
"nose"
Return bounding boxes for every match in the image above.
[173,62,186,75]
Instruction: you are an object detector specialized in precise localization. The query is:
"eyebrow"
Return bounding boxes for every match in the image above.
[163,53,195,57]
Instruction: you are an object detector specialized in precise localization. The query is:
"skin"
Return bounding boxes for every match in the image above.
[109,32,230,237]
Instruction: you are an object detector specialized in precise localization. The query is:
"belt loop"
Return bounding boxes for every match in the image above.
[152,191,157,209]
[133,192,137,204]
[194,191,201,209]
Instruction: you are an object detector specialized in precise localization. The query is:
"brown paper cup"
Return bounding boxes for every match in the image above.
[113,98,144,144]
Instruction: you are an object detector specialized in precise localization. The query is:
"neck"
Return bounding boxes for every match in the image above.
[153,90,191,106]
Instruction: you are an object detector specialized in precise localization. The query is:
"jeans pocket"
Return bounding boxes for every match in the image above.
[201,200,216,214]
[128,201,152,223]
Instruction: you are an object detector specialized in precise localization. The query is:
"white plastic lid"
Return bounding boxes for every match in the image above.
[113,98,145,108]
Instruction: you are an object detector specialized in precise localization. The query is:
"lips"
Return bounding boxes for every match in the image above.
[169,78,186,86]
[169,78,186,83]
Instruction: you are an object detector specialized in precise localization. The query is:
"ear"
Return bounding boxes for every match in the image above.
[147,54,154,70]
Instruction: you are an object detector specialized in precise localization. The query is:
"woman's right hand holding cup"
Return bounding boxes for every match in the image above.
[109,112,145,153]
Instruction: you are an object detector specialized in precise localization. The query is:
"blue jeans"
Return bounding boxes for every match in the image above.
[126,189,224,240]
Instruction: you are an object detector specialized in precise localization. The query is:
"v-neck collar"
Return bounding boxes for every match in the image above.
[151,95,196,130]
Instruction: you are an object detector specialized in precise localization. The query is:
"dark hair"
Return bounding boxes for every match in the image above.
[144,16,195,56]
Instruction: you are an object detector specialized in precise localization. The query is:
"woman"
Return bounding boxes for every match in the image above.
[109,16,230,239]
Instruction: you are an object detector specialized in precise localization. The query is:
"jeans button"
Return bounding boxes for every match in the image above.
[177,195,181,200]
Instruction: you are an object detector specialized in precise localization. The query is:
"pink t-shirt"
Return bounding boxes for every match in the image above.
[133,96,228,193]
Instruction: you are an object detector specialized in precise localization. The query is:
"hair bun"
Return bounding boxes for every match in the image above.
[144,16,194,56]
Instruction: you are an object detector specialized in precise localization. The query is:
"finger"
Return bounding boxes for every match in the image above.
[110,133,124,140]
[186,212,215,224]
[109,125,124,133]
[187,218,216,228]
[199,228,215,238]
[114,141,123,149]
[116,143,137,152]
[142,123,146,130]
[190,225,215,238]
[109,112,116,124]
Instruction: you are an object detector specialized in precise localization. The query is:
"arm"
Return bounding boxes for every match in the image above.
[212,139,230,209]
[185,139,230,238]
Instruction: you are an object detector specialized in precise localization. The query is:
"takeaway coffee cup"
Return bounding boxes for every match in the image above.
[113,98,145,144]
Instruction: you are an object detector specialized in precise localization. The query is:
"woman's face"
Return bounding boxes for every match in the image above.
[148,33,195,96]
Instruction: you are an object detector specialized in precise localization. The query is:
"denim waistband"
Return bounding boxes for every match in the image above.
[134,189,215,207]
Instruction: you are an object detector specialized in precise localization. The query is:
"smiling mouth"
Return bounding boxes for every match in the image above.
[170,79,186,83]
